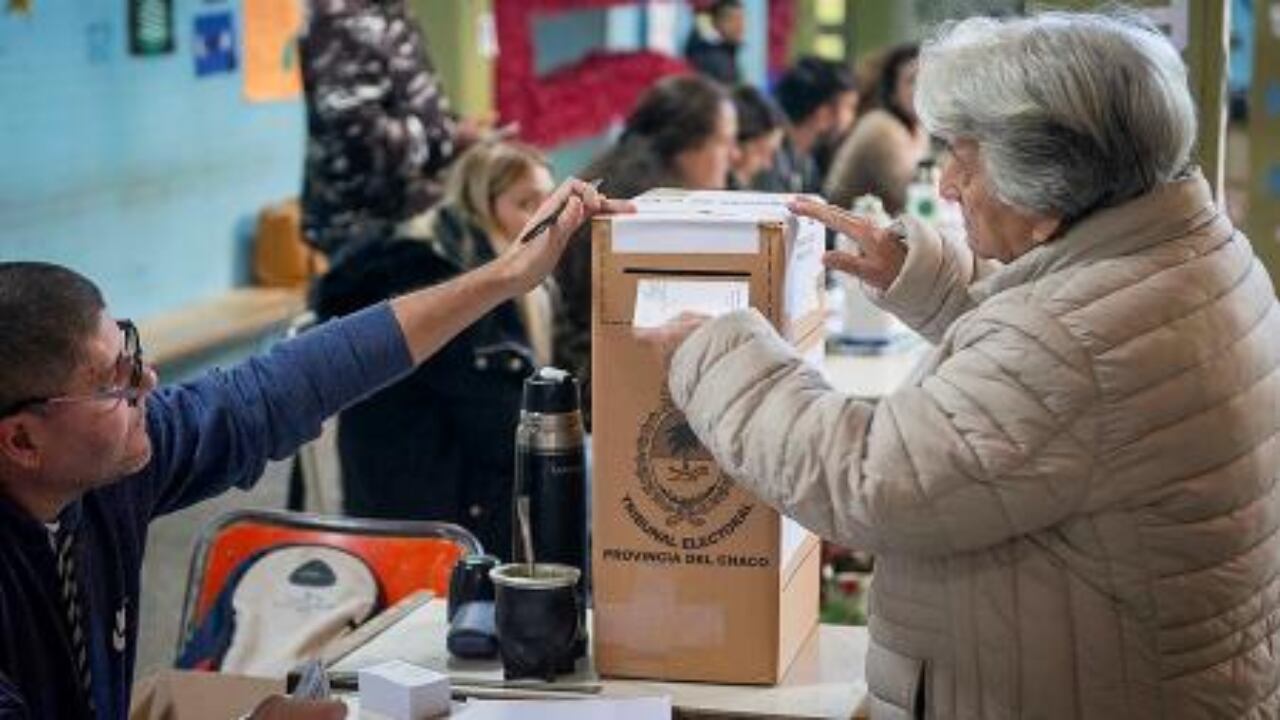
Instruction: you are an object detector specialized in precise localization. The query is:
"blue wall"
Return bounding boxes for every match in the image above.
[0,1,771,320]
[0,0,303,319]
[1228,0,1252,95]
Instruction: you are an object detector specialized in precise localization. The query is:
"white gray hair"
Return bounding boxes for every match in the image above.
[915,11,1197,219]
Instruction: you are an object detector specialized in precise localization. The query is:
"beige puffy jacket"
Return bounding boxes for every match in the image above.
[668,173,1280,719]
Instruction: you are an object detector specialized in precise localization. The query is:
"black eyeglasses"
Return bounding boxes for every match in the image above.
[0,320,146,418]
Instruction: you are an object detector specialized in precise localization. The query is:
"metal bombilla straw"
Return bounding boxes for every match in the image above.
[518,495,536,578]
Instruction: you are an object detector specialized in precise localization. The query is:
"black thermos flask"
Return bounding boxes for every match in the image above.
[512,367,587,572]
[512,367,588,658]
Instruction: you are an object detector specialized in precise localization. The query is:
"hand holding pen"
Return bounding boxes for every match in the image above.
[517,178,606,245]
[497,177,633,294]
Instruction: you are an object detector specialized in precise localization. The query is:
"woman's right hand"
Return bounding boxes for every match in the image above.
[788,197,907,292]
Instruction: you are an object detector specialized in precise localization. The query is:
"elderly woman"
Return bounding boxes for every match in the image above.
[645,12,1280,718]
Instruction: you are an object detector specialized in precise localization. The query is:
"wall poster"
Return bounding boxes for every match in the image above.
[194,11,236,77]
[130,0,175,56]
[243,0,302,102]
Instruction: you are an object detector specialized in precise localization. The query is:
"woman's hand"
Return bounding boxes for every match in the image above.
[788,197,906,292]
[495,178,634,296]
[635,313,711,372]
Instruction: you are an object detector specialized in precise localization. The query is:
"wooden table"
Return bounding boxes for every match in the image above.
[330,598,870,719]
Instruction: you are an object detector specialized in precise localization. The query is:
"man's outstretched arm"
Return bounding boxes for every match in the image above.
[391,179,622,363]
[142,179,628,517]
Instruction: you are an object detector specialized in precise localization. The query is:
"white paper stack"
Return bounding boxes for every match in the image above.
[358,660,450,719]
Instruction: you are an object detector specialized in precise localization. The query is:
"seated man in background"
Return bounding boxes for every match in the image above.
[311,140,556,556]
[0,180,623,719]
[753,56,857,194]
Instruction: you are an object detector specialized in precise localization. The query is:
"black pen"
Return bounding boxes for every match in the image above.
[517,178,604,244]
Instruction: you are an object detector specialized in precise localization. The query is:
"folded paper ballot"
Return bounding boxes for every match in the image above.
[632,278,750,329]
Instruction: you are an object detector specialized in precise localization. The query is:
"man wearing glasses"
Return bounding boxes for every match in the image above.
[0,181,623,719]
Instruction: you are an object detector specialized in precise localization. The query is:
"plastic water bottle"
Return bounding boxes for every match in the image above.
[905,159,941,224]
[835,196,905,347]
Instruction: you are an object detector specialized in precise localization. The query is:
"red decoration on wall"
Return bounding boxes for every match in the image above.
[767,0,795,79]
[494,0,689,147]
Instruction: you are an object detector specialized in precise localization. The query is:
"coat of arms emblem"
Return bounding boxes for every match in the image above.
[634,394,732,527]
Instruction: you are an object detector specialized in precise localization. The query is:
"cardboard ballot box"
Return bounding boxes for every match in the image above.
[590,189,825,684]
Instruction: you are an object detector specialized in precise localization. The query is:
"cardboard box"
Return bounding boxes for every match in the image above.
[130,670,283,720]
[590,189,824,684]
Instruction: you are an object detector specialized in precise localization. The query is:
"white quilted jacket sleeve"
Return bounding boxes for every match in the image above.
[868,216,999,344]
[668,306,1098,557]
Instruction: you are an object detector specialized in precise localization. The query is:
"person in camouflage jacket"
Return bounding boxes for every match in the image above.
[300,0,459,258]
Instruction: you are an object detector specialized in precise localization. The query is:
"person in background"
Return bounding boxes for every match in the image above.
[0,180,624,718]
[643,11,1280,717]
[299,0,487,261]
[808,70,862,185]
[729,85,788,189]
[753,56,857,194]
[311,141,555,556]
[824,44,928,213]
[554,74,738,425]
[684,0,746,85]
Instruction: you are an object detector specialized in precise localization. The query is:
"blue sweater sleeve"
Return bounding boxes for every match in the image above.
[141,302,413,518]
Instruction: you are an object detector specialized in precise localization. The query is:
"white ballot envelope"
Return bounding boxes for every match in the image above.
[632,278,750,330]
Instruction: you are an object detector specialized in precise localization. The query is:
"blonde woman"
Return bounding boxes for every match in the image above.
[312,140,555,556]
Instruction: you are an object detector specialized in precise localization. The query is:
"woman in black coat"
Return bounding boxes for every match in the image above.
[312,141,555,558]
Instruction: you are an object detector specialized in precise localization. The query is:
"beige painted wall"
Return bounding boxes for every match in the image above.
[412,0,494,119]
